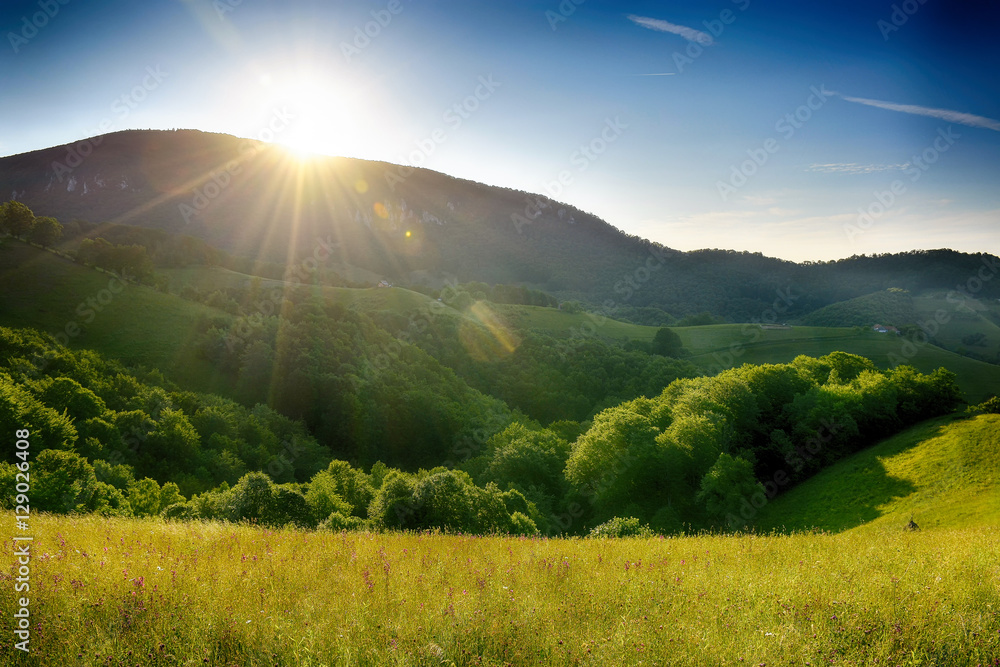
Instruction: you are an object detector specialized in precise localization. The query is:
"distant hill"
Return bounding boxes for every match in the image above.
[798,288,915,327]
[754,413,1000,532]
[2,129,999,321]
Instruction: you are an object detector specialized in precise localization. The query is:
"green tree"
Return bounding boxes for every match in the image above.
[410,470,474,530]
[367,470,417,529]
[33,449,95,513]
[305,470,353,523]
[480,423,570,501]
[159,481,185,510]
[0,374,78,451]
[93,460,136,490]
[128,478,163,517]
[27,216,63,246]
[565,400,665,521]
[0,201,35,237]
[83,481,132,517]
[322,460,373,515]
[143,408,201,477]
[38,376,107,421]
[696,452,763,528]
[651,327,684,357]
[229,472,277,524]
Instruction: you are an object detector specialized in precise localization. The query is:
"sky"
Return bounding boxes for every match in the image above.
[1,0,998,262]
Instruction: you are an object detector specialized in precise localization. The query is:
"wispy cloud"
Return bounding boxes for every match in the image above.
[627,15,713,45]
[841,96,1000,132]
[806,162,908,174]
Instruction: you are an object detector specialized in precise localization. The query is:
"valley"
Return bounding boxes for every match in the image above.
[1,131,998,666]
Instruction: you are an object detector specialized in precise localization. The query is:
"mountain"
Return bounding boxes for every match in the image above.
[2,129,998,321]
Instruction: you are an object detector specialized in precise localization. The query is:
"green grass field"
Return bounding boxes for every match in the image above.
[756,413,1000,534]
[3,514,998,666]
[0,240,233,395]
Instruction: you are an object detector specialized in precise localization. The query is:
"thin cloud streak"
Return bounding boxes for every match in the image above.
[627,15,713,45]
[807,162,907,174]
[841,96,1000,132]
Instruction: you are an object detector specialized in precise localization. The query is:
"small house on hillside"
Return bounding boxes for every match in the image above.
[872,324,899,334]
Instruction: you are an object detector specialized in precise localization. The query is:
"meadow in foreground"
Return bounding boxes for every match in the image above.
[2,515,998,666]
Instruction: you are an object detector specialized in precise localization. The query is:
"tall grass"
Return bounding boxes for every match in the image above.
[3,515,998,665]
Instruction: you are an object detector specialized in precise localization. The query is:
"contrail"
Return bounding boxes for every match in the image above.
[842,95,1000,132]
[627,15,713,45]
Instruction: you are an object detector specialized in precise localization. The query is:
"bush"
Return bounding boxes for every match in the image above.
[588,516,655,539]
[508,511,539,536]
[319,511,367,532]
[968,396,1000,415]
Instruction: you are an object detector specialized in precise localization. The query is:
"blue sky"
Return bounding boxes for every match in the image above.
[2,0,998,261]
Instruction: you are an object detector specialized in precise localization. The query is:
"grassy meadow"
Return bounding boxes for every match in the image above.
[2,515,999,666]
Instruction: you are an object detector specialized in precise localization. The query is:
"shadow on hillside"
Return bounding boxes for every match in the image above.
[762,419,954,534]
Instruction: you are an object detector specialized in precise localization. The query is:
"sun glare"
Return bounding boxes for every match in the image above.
[256,68,365,159]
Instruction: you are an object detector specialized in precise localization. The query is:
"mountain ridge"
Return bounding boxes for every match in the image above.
[2,129,998,321]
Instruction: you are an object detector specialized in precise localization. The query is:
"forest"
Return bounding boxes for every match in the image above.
[0,323,964,537]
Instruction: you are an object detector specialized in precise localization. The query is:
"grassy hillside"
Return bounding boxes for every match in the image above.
[499,304,660,342]
[798,288,915,327]
[162,265,452,316]
[0,239,232,394]
[799,287,1000,363]
[911,289,1000,361]
[502,307,1000,402]
[4,515,998,666]
[755,414,1000,533]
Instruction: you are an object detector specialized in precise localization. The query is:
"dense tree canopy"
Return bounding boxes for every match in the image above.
[0,320,970,537]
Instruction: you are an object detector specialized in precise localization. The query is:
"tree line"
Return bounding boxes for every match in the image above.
[0,324,967,536]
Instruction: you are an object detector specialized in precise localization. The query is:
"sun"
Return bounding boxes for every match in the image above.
[264,71,361,159]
